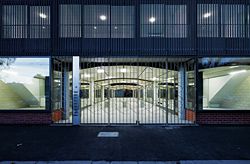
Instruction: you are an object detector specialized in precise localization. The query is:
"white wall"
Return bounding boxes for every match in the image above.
[203,75,232,107]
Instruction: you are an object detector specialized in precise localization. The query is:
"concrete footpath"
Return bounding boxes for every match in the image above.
[1,161,250,164]
[0,126,250,161]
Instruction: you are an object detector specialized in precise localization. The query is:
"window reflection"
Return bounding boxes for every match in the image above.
[84,5,110,38]
[60,5,81,38]
[2,5,50,38]
[140,4,187,38]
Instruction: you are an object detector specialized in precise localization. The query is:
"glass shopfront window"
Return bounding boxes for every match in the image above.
[199,58,250,110]
[0,58,50,110]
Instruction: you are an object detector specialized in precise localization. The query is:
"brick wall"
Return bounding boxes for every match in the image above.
[0,112,51,124]
[196,111,250,125]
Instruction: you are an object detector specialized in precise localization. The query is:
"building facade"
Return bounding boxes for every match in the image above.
[0,0,250,125]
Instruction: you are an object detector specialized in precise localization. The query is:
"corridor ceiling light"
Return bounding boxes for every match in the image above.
[120,68,127,73]
[97,68,105,73]
[107,76,114,79]
[54,79,60,83]
[203,12,211,18]
[100,15,107,21]
[151,77,159,81]
[121,80,126,83]
[229,70,247,75]
[39,13,47,19]
[168,77,174,80]
[149,17,156,23]
[131,80,137,83]
[230,66,239,68]
[84,74,91,78]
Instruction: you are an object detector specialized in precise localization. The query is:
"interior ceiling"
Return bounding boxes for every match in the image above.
[201,65,250,79]
[80,65,169,85]
[72,65,189,87]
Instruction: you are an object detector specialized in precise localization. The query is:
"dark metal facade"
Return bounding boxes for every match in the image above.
[0,0,249,57]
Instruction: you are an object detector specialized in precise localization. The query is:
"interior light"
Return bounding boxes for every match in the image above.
[84,74,91,78]
[100,15,107,21]
[203,12,211,18]
[230,66,239,68]
[42,26,46,29]
[131,80,137,83]
[54,79,60,83]
[39,13,47,19]
[151,77,159,81]
[120,68,127,73]
[114,26,118,30]
[97,68,104,73]
[168,77,174,80]
[121,80,126,83]
[107,76,114,79]
[94,26,97,30]
[149,17,156,23]
[229,70,247,75]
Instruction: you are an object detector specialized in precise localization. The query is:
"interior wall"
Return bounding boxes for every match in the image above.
[0,80,27,109]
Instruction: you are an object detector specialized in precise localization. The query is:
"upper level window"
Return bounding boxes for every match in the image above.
[60,5,81,38]
[2,5,50,38]
[221,5,245,38]
[140,4,165,37]
[166,5,187,38]
[84,5,110,38]
[2,5,27,38]
[30,6,50,38]
[111,6,135,38]
[197,4,219,37]
[197,4,245,38]
[140,4,187,38]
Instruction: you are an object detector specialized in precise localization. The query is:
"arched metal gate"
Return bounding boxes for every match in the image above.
[51,57,196,125]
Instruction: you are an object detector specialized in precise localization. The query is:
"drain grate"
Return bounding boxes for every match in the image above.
[97,132,119,137]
